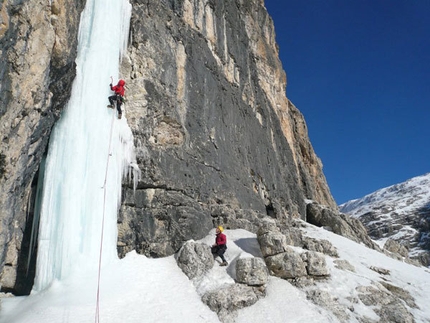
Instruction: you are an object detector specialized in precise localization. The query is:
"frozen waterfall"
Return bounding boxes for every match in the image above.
[33,0,135,292]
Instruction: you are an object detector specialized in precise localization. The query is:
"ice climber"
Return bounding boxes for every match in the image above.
[107,79,126,119]
[211,226,228,266]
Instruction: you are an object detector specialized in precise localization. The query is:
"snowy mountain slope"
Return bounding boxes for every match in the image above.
[2,225,430,323]
[340,173,430,266]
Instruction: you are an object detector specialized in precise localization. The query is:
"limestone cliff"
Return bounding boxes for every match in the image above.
[116,0,337,257]
[0,0,339,294]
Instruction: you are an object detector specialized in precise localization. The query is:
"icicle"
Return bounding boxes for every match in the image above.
[129,162,141,192]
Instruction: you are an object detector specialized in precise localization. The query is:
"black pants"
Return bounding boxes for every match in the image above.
[108,94,123,114]
[211,245,227,262]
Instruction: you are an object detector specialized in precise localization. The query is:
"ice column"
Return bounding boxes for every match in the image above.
[33,0,134,291]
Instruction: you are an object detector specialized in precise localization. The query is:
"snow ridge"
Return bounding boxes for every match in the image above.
[340,173,430,263]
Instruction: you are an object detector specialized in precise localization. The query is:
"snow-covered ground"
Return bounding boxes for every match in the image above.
[2,225,430,323]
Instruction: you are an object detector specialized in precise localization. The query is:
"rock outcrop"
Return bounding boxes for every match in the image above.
[175,240,269,322]
[175,219,422,322]
[235,257,268,286]
[256,219,331,280]
[306,202,378,250]
[254,219,394,321]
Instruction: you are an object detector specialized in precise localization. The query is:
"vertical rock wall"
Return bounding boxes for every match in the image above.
[117,0,336,258]
[0,0,86,294]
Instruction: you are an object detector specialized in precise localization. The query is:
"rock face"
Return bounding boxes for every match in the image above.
[0,0,86,295]
[306,202,378,250]
[117,0,336,258]
[0,0,356,295]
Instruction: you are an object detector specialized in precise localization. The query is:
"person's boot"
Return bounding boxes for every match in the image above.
[118,113,122,119]
[220,261,228,266]
[107,104,114,109]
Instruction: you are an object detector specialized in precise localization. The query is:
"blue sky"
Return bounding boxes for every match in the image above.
[264,0,430,204]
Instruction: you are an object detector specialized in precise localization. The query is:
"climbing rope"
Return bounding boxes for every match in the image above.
[95,109,116,323]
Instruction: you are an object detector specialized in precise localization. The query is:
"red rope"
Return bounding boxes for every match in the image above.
[95,110,116,323]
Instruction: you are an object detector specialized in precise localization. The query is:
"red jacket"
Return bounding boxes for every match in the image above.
[111,79,125,96]
[215,232,227,246]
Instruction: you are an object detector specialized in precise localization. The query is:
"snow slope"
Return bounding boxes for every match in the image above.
[2,225,430,323]
[340,173,430,261]
[340,173,430,218]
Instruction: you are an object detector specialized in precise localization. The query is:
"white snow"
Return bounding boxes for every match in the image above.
[340,173,430,219]
[2,226,430,323]
[339,173,430,257]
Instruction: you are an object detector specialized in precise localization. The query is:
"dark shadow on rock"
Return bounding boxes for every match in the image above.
[225,254,238,279]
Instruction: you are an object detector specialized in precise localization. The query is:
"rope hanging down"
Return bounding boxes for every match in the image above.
[95,109,116,323]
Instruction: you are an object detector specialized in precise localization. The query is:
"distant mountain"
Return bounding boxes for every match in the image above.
[340,173,430,266]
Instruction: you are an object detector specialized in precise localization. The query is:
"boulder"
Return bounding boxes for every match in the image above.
[202,283,266,322]
[235,257,268,286]
[302,251,329,277]
[176,241,214,279]
[265,247,307,279]
[302,236,338,257]
[257,231,290,257]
